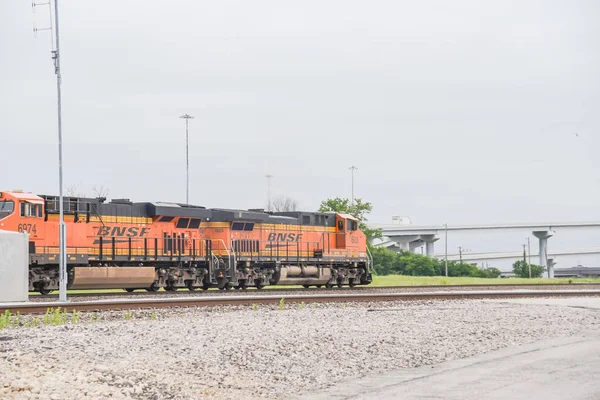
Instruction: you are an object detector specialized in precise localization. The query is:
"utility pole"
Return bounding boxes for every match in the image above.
[33,0,67,302]
[265,175,273,212]
[179,114,194,204]
[444,223,448,277]
[458,246,463,264]
[522,243,531,278]
[527,236,531,265]
[49,0,67,303]
[349,166,358,206]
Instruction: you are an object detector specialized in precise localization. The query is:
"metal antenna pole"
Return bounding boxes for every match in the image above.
[179,114,194,204]
[265,175,273,211]
[444,223,448,276]
[53,0,67,303]
[349,166,358,205]
[527,236,531,265]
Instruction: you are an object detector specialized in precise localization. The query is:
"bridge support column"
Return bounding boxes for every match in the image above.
[533,230,555,278]
[386,235,420,252]
[409,239,424,253]
[421,235,439,257]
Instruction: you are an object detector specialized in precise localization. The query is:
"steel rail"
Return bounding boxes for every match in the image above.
[4,290,600,314]
[33,282,600,298]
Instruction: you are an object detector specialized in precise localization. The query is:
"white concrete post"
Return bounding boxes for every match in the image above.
[533,230,555,278]
[421,234,439,257]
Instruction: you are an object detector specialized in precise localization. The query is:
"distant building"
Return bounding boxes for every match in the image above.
[554,265,600,278]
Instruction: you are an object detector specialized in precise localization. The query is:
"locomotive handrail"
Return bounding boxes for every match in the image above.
[211,239,234,280]
[230,239,366,261]
[366,246,374,273]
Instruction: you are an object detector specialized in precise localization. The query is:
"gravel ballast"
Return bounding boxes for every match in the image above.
[1,299,599,400]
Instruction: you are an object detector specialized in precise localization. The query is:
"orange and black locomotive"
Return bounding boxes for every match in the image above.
[0,190,372,294]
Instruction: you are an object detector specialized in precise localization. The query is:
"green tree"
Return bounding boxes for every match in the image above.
[371,246,396,275]
[318,197,382,240]
[400,252,438,276]
[477,267,502,278]
[512,260,545,278]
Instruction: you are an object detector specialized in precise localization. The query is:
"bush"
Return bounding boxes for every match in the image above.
[371,247,498,278]
[512,260,545,278]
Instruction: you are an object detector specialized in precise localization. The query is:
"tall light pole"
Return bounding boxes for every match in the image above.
[179,114,194,204]
[444,223,448,277]
[50,0,67,303]
[349,166,358,205]
[266,174,273,211]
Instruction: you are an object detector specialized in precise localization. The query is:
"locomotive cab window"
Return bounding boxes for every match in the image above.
[349,221,358,231]
[338,220,344,230]
[20,202,41,218]
[0,200,14,220]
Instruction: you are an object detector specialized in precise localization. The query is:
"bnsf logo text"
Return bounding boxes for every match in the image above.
[97,226,151,237]
[267,233,303,242]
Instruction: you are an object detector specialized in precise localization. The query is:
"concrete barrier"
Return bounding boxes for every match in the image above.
[0,230,29,302]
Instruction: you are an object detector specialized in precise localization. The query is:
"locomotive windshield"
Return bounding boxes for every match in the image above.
[0,200,14,220]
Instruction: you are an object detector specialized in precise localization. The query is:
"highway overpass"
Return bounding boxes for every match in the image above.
[369,220,600,278]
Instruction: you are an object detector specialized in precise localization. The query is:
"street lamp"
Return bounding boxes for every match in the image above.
[265,175,273,211]
[444,223,448,277]
[50,0,67,303]
[179,114,194,204]
[349,166,358,205]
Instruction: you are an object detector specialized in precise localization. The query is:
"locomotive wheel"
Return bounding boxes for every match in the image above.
[325,283,334,289]
[239,280,248,290]
[224,283,233,291]
[302,285,310,289]
[186,281,196,291]
[255,283,265,290]
[39,287,51,295]
[316,285,322,288]
[217,277,228,290]
[337,281,343,288]
[146,282,159,292]
[202,282,210,291]
[124,288,135,293]
[348,279,356,288]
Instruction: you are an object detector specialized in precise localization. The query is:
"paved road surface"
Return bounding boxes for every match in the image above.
[295,298,600,400]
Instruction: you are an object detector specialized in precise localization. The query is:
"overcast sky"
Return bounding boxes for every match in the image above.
[1,1,599,267]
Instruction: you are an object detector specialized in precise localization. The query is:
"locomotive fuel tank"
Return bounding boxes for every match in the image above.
[70,267,156,289]
[275,265,331,285]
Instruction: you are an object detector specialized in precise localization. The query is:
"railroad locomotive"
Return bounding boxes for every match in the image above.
[0,190,372,294]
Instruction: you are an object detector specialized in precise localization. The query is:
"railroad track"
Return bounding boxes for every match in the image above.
[5,289,600,314]
[31,282,600,299]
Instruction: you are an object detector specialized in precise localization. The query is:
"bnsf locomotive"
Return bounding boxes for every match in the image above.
[0,190,372,294]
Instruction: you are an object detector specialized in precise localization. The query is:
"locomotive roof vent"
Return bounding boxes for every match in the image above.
[110,198,132,204]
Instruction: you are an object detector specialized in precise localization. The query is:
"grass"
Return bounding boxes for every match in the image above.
[371,275,600,286]
[0,307,144,330]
